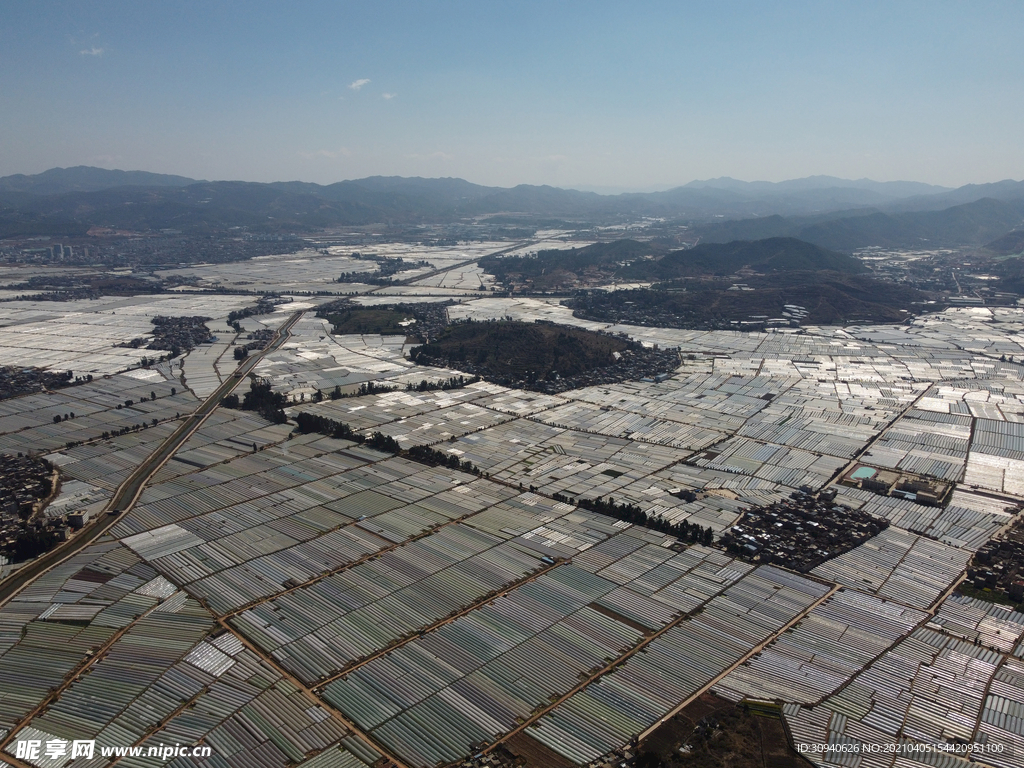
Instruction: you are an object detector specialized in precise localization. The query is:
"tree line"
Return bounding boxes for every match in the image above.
[292,410,481,476]
[552,492,715,545]
[294,409,712,545]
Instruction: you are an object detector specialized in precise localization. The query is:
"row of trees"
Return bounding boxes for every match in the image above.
[292,411,403,454]
[222,379,287,423]
[307,375,482,404]
[408,375,480,392]
[553,493,716,545]
[227,297,279,331]
[293,408,708,543]
[407,444,480,475]
[100,419,160,440]
[325,381,398,401]
[292,411,403,451]
[335,257,430,284]
[292,411,481,475]
[293,411,360,440]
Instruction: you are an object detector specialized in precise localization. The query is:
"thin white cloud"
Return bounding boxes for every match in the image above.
[299,148,352,160]
[80,47,104,56]
[381,92,396,100]
[406,151,452,161]
[349,78,370,91]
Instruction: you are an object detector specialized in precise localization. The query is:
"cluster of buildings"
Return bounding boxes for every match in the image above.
[0,453,54,517]
[842,462,952,506]
[511,345,681,394]
[0,367,80,400]
[0,452,63,565]
[720,488,888,572]
[232,327,276,358]
[147,315,214,354]
[14,243,83,262]
[969,519,1024,605]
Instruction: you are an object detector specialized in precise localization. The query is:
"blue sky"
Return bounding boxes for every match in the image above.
[2,1,1022,189]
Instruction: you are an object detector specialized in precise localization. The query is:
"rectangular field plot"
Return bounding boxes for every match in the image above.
[0,542,181,734]
[117,430,523,615]
[527,566,831,765]
[830,485,1010,551]
[364,402,513,447]
[0,376,196,455]
[693,435,847,490]
[864,407,972,482]
[453,420,686,500]
[14,609,380,768]
[0,294,251,375]
[713,588,928,704]
[233,523,569,684]
[812,527,971,609]
[806,624,1012,748]
[530,399,725,451]
[319,537,757,768]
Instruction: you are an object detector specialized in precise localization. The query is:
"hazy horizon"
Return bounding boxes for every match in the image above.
[3,1,1023,189]
[13,166,1022,197]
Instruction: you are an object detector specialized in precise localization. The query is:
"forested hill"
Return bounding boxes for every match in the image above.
[618,237,867,280]
[479,240,662,285]
[0,166,200,194]
[480,237,867,288]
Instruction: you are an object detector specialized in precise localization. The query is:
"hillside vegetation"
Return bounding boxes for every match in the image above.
[322,307,416,335]
[481,237,866,291]
[409,320,679,392]
[984,230,1024,256]
[619,237,866,280]
[569,273,928,329]
[410,321,630,379]
[480,240,661,289]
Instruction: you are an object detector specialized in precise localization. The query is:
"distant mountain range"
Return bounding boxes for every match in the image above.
[0,166,201,195]
[1,166,1022,249]
[684,175,951,198]
[693,197,1024,251]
